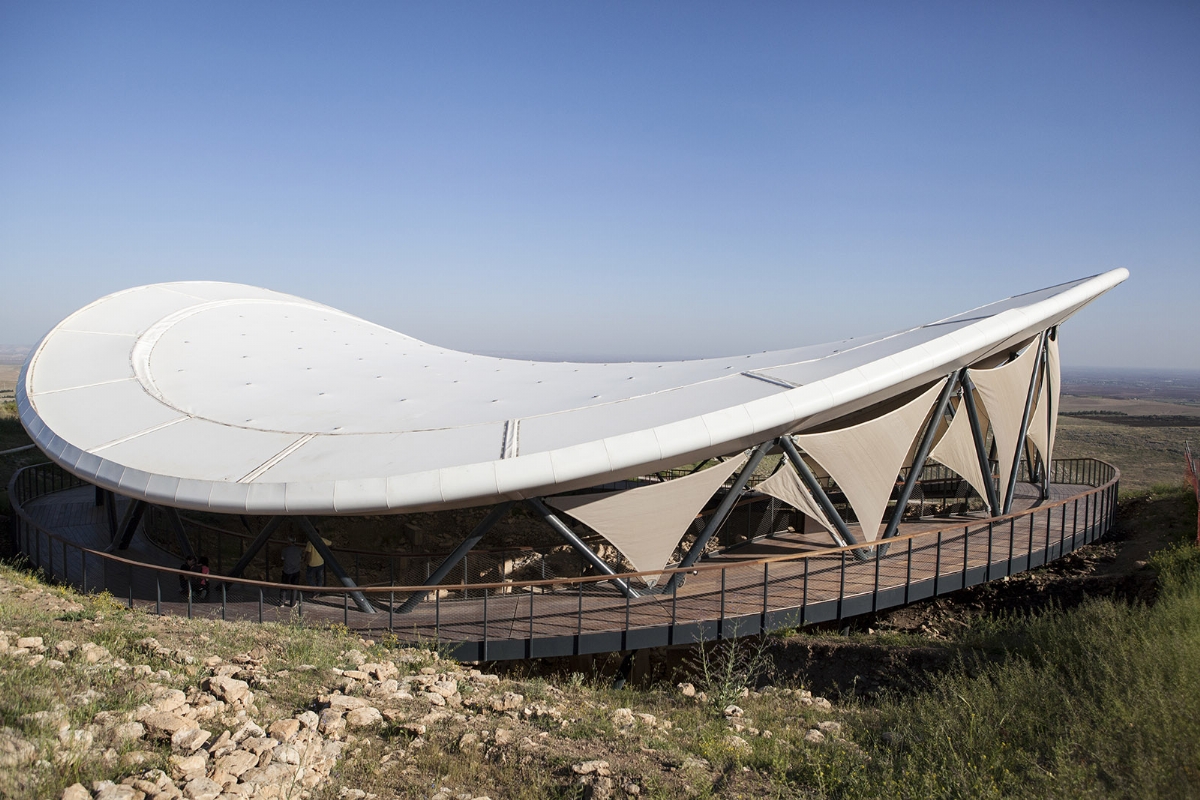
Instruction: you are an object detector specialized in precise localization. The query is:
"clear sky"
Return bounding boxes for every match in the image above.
[1,2,1197,368]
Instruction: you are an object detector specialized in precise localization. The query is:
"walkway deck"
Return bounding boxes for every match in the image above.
[11,462,1118,662]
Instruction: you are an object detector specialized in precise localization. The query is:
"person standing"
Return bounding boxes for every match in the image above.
[197,556,211,601]
[178,555,198,596]
[303,532,333,596]
[280,537,303,606]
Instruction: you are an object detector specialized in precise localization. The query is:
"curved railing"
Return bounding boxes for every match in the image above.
[8,459,1118,661]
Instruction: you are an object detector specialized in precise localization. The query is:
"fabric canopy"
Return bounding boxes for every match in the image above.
[929,396,992,505]
[1046,333,1061,457]
[792,379,946,542]
[546,454,748,586]
[755,461,836,537]
[968,340,1041,506]
[1026,375,1051,469]
[1027,332,1062,472]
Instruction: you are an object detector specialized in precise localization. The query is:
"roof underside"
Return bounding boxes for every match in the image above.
[18,270,1127,514]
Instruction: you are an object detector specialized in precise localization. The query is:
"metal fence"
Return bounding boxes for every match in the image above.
[8,458,1118,662]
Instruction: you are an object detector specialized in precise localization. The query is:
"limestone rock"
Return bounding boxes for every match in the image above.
[610,708,635,726]
[169,753,208,780]
[183,777,222,800]
[491,692,523,712]
[240,737,278,756]
[327,695,368,712]
[203,676,252,706]
[93,784,142,800]
[171,727,211,753]
[214,749,259,777]
[62,783,91,800]
[268,718,300,743]
[318,709,346,736]
[0,727,39,767]
[272,744,302,765]
[572,760,611,777]
[345,707,383,728]
[804,729,826,744]
[142,712,199,739]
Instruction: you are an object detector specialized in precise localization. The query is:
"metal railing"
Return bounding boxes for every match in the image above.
[8,458,1118,662]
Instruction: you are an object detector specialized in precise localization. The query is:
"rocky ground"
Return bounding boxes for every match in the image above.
[0,565,862,800]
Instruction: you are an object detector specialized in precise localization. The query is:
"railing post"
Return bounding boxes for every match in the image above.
[1072,498,1079,551]
[837,551,846,621]
[962,525,969,577]
[715,566,724,642]
[762,562,769,631]
[1007,518,1015,575]
[872,545,881,612]
[801,557,809,626]
[905,537,913,603]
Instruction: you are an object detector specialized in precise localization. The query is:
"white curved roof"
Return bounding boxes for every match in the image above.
[18,269,1127,514]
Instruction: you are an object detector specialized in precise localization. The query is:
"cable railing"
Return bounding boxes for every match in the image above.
[8,458,1118,661]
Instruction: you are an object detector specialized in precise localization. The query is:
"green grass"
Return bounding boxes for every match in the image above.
[776,483,1200,800]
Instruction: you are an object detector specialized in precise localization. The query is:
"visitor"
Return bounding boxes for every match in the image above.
[303,531,333,597]
[280,537,303,606]
[178,555,198,597]
[197,556,211,601]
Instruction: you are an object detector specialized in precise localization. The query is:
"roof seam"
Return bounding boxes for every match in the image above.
[238,434,316,483]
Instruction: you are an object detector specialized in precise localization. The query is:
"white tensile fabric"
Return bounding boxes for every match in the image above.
[1046,333,1061,456]
[755,462,836,537]
[967,341,1041,506]
[929,397,992,505]
[792,379,947,542]
[1026,376,1051,469]
[546,454,748,586]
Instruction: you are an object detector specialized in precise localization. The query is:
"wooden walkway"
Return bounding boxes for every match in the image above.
[11,463,1118,661]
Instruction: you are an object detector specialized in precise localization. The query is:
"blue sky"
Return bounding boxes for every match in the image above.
[2,2,1197,368]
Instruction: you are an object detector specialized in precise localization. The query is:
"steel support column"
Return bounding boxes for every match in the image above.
[961,373,1000,515]
[882,372,960,540]
[666,442,773,591]
[165,507,198,561]
[113,500,147,551]
[525,498,638,600]
[398,502,514,613]
[228,517,285,578]
[778,435,856,550]
[296,517,375,614]
[104,490,119,541]
[1003,333,1047,514]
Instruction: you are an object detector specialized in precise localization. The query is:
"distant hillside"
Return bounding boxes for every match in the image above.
[0,346,30,366]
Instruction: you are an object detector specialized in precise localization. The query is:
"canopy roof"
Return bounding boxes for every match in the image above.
[17,270,1127,514]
